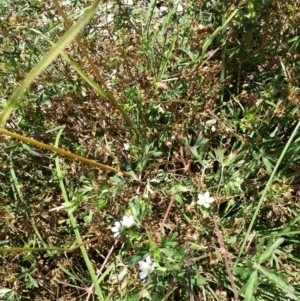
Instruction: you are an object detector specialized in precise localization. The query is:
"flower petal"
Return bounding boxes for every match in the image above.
[197,196,202,203]
[197,192,214,208]
[138,261,149,270]
[111,226,119,233]
[204,191,210,199]
[122,215,134,227]
[139,271,148,279]
[114,221,122,228]
[145,256,152,265]
[197,193,203,199]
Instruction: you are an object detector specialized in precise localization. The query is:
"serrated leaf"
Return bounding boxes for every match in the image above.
[258,237,284,264]
[257,265,296,296]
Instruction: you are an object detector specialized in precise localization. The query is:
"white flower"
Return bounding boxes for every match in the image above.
[111,221,123,237]
[121,215,135,228]
[197,192,214,208]
[138,256,156,280]
[123,143,130,151]
[111,215,135,237]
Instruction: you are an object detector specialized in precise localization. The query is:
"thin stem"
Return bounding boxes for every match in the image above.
[213,215,239,301]
[0,128,130,177]
[54,128,105,301]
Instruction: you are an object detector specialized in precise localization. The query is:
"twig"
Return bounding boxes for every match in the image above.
[56,279,88,291]
[185,240,194,301]
[212,215,240,301]
[56,279,89,299]
[160,194,175,234]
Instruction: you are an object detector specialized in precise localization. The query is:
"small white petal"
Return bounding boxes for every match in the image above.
[123,143,130,150]
[139,271,148,279]
[115,221,122,228]
[111,221,123,237]
[122,215,135,227]
[138,256,156,280]
[197,192,214,208]
[176,4,184,13]
[146,256,152,264]
[138,261,149,269]
[197,194,205,204]
[159,6,168,13]
[204,192,210,199]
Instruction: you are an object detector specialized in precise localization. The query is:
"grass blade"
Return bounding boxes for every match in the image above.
[0,0,100,126]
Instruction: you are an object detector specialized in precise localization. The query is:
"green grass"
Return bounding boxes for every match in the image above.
[1,0,300,300]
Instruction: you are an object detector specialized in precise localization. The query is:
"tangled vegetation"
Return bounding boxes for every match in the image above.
[1,0,300,300]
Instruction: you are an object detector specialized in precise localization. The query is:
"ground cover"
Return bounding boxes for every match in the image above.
[1,0,300,300]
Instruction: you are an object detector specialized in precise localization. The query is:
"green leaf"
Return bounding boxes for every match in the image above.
[234,261,255,280]
[262,155,273,175]
[159,248,176,257]
[258,237,284,264]
[126,255,142,266]
[257,265,296,297]
[110,176,124,183]
[256,237,265,256]
[202,9,238,54]
[0,287,12,297]
[22,143,42,157]
[175,194,184,207]
[145,228,156,249]
[192,277,206,286]
[243,270,258,301]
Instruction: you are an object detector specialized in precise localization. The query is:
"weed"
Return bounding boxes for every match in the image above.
[1,0,300,300]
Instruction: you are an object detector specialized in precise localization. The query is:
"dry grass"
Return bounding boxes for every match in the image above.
[1,0,300,300]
